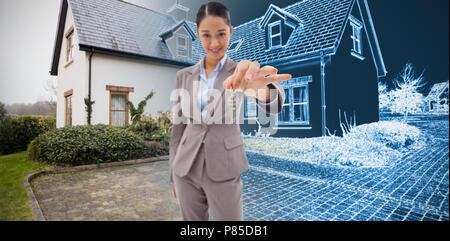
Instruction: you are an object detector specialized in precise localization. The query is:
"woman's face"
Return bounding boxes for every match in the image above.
[197,15,233,62]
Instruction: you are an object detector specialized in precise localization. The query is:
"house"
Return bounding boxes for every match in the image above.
[50,0,204,128]
[425,81,449,113]
[227,0,387,137]
[50,0,387,138]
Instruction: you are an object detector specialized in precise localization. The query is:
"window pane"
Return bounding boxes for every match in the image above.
[271,23,280,35]
[111,111,126,127]
[177,36,186,46]
[293,87,307,103]
[294,104,307,122]
[111,94,126,111]
[229,42,239,50]
[177,47,187,56]
[271,35,281,46]
[280,106,290,121]
[284,88,289,104]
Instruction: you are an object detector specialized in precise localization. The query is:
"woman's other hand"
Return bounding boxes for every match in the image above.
[172,183,176,198]
[222,60,291,101]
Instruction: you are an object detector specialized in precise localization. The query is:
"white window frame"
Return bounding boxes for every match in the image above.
[66,31,74,64]
[278,76,312,125]
[268,20,282,49]
[349,15,364,60]
[109,92,129,127]
[176,34,189,58]
[278,87,291,122]
[292,85,309,124]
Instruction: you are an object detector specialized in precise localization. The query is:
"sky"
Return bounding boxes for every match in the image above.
[0,0,448,105]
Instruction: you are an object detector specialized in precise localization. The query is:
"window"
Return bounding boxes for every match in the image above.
[244,98,258,118]
[268,20,282,48]
[278,76,311,125]
[349,15,364,60]
[293,86,309,122]
[64,89,73,127]
[279,88,290,122]
[228,39,243,52]
[176,34,188,58]
[110,92,129,127]
[65,26,74,63]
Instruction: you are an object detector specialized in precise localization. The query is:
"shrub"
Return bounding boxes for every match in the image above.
[27,124,148,165]
[0,115,56,155]
[127,111,172,149]
[144,140,168,157]
[345,121,423,150]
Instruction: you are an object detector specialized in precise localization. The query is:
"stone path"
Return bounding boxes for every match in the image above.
[31,161,183,221]
[31,117,448,221]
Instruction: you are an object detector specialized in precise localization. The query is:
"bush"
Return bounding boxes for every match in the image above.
[27,124,148,165]
[144,140,169,157]
[127,111,172,149]
[346,121,423,150]
[0,115,56,155]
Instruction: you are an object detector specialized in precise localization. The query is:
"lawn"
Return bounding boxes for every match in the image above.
[0,151,51,221]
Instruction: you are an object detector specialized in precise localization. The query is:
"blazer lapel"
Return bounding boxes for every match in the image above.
[205,56,236,122]
[185,64,202,123]
[185,56,237,123]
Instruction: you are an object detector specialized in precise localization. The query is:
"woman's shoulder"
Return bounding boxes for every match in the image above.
[177,64,198,78]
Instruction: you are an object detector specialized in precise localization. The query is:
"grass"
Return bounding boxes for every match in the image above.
[0,151,51,221]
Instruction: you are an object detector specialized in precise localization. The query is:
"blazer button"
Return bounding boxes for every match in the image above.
[202,139,206,144]
[210,110,214,116]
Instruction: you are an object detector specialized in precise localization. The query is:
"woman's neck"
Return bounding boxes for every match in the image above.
[204,54,223,70]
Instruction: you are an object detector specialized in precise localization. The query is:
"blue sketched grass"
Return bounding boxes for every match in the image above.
[244,120,427,168]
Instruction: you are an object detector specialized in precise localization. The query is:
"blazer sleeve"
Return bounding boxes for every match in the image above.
[169,71,187,183]
[254,82,285,115]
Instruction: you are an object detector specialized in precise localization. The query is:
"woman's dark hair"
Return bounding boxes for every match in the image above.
[196,2,231,27]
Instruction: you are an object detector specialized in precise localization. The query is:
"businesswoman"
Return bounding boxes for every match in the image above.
[169,1,290,221]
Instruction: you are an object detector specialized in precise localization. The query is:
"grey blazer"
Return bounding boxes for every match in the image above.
[169,56,285,182]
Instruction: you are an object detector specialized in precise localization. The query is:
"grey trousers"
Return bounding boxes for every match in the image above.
[172,142,244,221]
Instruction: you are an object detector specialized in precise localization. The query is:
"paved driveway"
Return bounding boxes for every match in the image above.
[31,116,448,221]
[242,116,448,221]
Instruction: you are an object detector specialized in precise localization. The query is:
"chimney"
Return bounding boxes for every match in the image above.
[166,0,189,22]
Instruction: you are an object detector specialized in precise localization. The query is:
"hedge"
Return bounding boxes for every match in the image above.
[27,124,148,165]
[0,115,56,155]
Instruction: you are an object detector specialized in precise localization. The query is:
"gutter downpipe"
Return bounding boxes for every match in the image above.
[320,52,326,136]
[88,47,94,125]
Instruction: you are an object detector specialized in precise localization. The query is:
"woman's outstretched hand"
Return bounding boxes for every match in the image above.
[222,60,291,101]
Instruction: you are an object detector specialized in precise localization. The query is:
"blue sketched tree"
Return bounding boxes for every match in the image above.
[378,80,391,113]
[390,63,427,122]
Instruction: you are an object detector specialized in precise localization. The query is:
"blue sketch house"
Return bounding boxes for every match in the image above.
[228,0,387,137]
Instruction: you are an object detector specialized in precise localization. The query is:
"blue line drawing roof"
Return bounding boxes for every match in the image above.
[228,0,353,64]
[258,3,303,29]
[227,0,386,77]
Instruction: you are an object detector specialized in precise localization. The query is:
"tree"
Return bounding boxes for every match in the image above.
[84,98,95,125]
[378,80,391,113]
[0,102,7,121]
[127,91,155,126]
[390,63,427,122]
